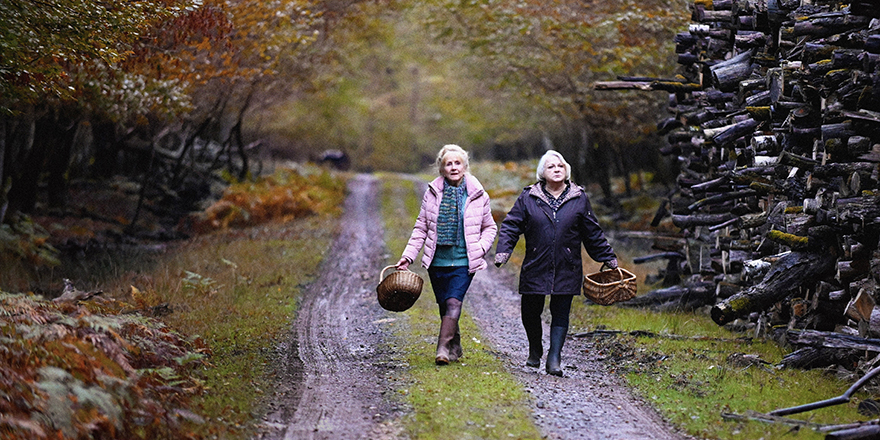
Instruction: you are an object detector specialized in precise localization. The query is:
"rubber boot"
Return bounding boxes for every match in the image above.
[524,323,543,368]
[448,319,463,362]
[546,326,567,376]
[435,317,457,365]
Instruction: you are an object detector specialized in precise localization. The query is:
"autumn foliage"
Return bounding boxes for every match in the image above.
[186,168,346,233]
[0,292,208,439]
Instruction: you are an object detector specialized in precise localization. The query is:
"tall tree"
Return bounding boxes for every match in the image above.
[423,0,690,196]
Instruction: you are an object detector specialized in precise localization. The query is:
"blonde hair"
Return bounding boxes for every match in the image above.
[536,150,571,182]
[435,144,470,174]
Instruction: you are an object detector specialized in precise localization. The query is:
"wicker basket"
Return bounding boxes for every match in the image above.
[376,265,423,312]
[583,267,637,306]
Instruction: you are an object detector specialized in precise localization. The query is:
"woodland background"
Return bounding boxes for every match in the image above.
[1,1,695,439]
[1,0,689,246]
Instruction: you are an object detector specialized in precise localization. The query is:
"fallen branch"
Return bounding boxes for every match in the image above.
[571,329,752,343]
[769,365,880,416]
[721,410,824,428]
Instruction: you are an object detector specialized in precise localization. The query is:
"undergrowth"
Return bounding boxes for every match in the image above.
[0,166,347,439]
[0,292,207,439]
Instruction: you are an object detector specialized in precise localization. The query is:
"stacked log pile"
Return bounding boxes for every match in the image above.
[597,0,880,362]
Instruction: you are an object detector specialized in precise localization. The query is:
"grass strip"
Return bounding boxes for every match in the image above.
[91,176,345,438]
[569,304,869,439]
[378,173,543,440]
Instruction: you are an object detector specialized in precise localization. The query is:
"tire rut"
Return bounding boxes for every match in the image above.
[255,174,402,440]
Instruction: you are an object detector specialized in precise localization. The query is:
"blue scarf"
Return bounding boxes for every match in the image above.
[437,180,465,246]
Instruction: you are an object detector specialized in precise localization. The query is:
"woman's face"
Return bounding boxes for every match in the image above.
[441,153,465,185]
[542,155,566,184]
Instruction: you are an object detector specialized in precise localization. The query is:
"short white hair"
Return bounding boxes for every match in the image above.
[436,144,470,174]
[536,150,571,182]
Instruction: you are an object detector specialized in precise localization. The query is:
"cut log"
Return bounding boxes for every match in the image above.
[710,251,838,325]
[792,14,872,38]
[687,189,758,211]
[779,346,862,370]
[845,288,876,322]
[766,230,813,251]
[711,50,755,92]
[712,118,761,147]
[778,150,820,170]
[672,213,737,228]
[811,162,877,178]
[618,282,715,311]
[838,259,872,282]
[836,195,880,224]
[786,329,880,353]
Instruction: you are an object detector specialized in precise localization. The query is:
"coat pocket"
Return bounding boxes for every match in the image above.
[563,247,580,269]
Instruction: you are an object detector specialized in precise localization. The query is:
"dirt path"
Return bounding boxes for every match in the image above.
[256,174,690,440]
[256,174,404,439]
[468,269,690,440]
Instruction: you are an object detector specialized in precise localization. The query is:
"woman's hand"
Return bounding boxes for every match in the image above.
[396,257,410,271]
[601,259,618,271]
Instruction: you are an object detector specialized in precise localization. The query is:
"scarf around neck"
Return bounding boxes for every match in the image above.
[437,179,466,246]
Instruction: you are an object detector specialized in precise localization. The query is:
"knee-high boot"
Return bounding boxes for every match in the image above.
[448,319,463,362]
[524,322,543,368]
[436,316,457,365]
[546,326,567,376]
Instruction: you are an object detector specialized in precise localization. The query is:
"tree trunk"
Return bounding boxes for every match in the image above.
[0,116,7,224]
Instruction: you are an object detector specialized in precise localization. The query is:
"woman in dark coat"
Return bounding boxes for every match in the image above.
[494,150,618,376]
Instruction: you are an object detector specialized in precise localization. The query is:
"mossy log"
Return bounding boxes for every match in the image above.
[766,230,813,251]
[778,150,820,170]
[710,251,838,325]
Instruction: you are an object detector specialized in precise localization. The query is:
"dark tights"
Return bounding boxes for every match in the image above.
[438,298,463,319]
[521,294,574,329]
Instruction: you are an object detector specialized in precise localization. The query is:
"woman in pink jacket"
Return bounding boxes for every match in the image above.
[396,144,497,365]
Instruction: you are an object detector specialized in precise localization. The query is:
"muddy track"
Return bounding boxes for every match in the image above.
[468,269,690,440]
[255,174,691,440]
[256,174,403,439]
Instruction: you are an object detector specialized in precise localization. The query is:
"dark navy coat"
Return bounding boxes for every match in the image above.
[494,183,616,295]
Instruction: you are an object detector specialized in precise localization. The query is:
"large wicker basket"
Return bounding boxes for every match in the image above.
[583,267,637,306]
[376,265,423,312]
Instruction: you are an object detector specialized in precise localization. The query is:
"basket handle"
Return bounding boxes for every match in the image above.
[600,266,636,282]
[380,265,398,283]
[599,263,620,273]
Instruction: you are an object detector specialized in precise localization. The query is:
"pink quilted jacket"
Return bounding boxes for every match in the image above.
[402,175,497,273]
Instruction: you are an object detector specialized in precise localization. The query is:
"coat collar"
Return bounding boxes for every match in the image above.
[429,174,484,199]
[528,181,583,206]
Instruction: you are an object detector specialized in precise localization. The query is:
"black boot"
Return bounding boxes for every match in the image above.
[546,326,567,376]
[435,317,457,365]
[525,323,543,368]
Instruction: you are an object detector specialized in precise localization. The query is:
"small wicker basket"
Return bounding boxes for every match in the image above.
[376,265,423,312]
[583,267,637,306]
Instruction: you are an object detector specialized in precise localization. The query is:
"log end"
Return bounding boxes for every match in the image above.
[711,302,735,326]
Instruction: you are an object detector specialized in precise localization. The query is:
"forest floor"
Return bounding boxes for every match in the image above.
[253,174,692,440]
